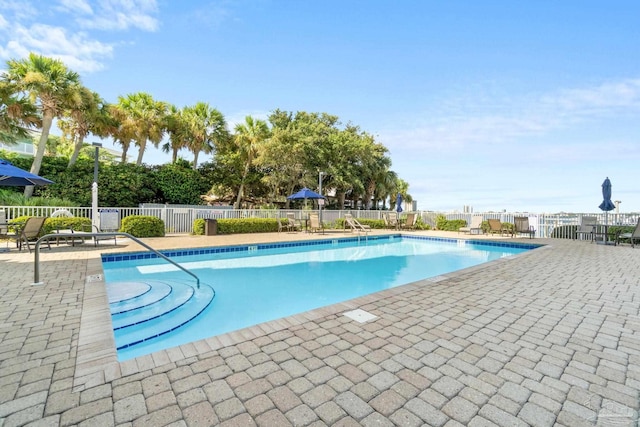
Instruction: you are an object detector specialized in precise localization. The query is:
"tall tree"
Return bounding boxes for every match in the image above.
[0,81,40,143]
[58,88,113,167]
[112,92,167,165]
[163,104,188,163]
[233,116,270,208]
[183,102,227,169]
[2,53,81,197]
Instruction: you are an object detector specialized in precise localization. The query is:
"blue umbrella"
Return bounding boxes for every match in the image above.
[598,177,615,212]
[396,193,403,213]
[0,159,54,186]
[287,187,325,200]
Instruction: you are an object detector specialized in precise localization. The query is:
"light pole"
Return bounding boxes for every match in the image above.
[92,143,102,231]
[318,171,325,225]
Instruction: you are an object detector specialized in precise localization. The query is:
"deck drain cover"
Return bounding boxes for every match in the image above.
[344,309,377,323]
[86,274,103,283]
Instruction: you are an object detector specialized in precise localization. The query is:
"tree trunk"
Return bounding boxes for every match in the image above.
[172,148,178,163]
[67,135,85,167]
[192,151,199,170]
[24,111,54,198]
[235,161,251,209]
[136,140,146,166]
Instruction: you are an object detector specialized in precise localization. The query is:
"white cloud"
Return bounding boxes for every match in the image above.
[57,0,94,15]
[1,23,112,72]
[78,0,159,31]
[382,77,640,154]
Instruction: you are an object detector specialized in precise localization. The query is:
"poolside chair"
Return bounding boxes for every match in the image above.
[459,215,483,234]
[277,216,295,233]
[11,216,50,253]
[344,214,370,234]
[91,224,117,247]
[616,217,640,247]
[387,212,399,230]
[487,219,510,236]
[575,216,597,242]
[513,216,536,239]
[308,212,324,234]
[286,213,300,231]
[0,210,8,250]
[402,213,418,231]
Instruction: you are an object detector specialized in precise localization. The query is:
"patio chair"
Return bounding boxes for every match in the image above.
[0,210,8,250]
[487,219,510,236]
[575,216,597,242]
[11,216,50,253]
[308,212,324,234]
[402,213,418,231]
[387,212,399,230]
[277,216,295,233]
[344,214,370,234]
[286,213,300,231]
[459,215,483,234]
[616,217,640,247]
[513,216,536,239]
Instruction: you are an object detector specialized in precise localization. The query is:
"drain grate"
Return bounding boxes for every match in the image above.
[343,308,377,323]
[86,274,103,283]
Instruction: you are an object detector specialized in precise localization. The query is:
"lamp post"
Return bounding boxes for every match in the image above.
[318,171,325,225]
[92,143,102,231]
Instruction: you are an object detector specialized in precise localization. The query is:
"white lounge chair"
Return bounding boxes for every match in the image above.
[344,214,370,234]
[459,215,483,234]
[575,216,597,242]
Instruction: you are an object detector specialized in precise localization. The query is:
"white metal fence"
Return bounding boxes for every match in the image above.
[1,204,637,238]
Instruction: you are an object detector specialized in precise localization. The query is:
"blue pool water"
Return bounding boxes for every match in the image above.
[102,236,536,360]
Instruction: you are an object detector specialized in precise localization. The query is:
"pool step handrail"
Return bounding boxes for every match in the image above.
[32,232,201,289]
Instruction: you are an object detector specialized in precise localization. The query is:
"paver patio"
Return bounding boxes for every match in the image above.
[0,230,639,426]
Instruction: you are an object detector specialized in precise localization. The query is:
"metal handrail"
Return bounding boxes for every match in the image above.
[32,232,201,288]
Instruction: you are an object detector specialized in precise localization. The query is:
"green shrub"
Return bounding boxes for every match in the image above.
[43,217,91,234]
[435,214,466,231]
[193,218,280,235]
[120,215,165,238]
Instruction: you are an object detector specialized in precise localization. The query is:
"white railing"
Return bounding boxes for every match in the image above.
[2,205,638,238]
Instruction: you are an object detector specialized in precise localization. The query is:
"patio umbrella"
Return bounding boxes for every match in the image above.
[598,177,615,228]
[287,187,325,209]
[0,159,54,186]
[396,193,403,213]
[287,187,324,200]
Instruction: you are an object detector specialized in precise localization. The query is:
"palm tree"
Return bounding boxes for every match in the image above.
[183,102,227,170]
[58,88,113,167]
[112,92,167,165]
[2,53,81,197]
[163,104,188,163]
[0,81,40,143]
[233,116,270,208]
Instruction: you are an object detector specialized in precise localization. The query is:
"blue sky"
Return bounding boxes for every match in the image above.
[1,0,639,213]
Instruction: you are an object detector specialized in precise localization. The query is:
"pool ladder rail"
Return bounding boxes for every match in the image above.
[32,231,202,290]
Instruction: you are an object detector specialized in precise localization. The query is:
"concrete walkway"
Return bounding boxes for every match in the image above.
[0,231,638,426]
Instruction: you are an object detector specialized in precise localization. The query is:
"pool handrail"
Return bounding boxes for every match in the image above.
[32,232,201,288]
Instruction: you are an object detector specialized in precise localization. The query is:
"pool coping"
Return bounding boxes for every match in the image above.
[73,235,546,391]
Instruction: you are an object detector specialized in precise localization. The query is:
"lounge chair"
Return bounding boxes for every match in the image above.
[308,212,324,233]
[387,212,399,230]
[575,216,597,242]
[0,210,8,250]
[11,216,50,253]
[513,216,536,239]
[286,213,300,231]
[344,214,370,234]
[459,215,483,234]
[616,218,640,247]
[277,216,295,233]
[487,219,510,236]
[402,213,418,231]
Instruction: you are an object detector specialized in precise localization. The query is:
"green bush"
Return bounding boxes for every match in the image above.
[435,214,466,231]
[335,218,386,230]
[193,218,282,235]
[120,215,165,238]
[43,217,91,234]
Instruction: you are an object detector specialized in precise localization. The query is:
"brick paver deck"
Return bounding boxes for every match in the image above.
[1,231,639,426]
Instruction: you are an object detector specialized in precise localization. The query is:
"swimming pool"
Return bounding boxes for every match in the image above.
[102,235,537,360]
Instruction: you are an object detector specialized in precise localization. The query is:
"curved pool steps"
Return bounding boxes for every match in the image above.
[109,280,172,315]
[107,279,215,350]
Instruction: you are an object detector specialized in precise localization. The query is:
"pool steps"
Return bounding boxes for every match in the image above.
[107,279,215,350]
